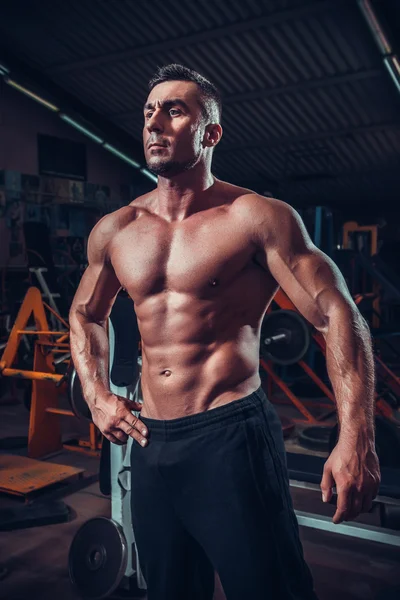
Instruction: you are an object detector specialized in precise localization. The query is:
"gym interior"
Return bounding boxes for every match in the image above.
[1,1,400,599]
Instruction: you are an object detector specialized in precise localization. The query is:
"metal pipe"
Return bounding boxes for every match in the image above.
[357,0,400,97]
[53,352,71,365]
[357,0,392,54]
[1,368,63,383]
[263,332,287,345]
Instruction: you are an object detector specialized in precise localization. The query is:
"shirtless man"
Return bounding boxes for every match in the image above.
[69,64,380,600]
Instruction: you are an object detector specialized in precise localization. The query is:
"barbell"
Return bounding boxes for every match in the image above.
[260,309,310,366]
[68,309,310,421]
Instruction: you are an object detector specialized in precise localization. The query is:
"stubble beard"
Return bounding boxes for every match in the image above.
[147,148,202,177]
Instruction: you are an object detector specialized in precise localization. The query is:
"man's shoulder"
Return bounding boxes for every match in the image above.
[225,184,294,222]
[90,205,137,245]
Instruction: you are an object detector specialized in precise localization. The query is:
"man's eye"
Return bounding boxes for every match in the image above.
[145,112,153,119]
[169,109,180,116]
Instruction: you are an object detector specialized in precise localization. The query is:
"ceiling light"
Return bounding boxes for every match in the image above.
[384,57,400,93]
[140,168,158,182]
[60,114,104,143]
[103,144,141,168]
[0,63,10,76]
[6,78,59,111]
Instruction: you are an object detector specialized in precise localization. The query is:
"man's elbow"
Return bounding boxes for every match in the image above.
[69,302,105,330]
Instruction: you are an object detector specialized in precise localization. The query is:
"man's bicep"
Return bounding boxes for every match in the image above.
[263,203,355,330]
[269,247,355,330]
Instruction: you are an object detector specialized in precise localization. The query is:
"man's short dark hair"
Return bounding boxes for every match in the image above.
[148,64,222,124]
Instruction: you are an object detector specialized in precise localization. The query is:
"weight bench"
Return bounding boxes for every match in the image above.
[287,452,400,547]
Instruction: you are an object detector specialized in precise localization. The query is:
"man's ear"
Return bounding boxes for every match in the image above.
[203,123,223,148]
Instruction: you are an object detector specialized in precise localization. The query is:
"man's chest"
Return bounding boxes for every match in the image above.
[111,209,257,300]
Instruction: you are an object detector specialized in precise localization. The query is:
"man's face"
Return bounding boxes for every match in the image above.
[143,80,206,176]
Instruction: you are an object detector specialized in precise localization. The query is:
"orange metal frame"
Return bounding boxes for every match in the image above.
[0,286,100,458]
[270,288,397,424]
[342,221,380,328]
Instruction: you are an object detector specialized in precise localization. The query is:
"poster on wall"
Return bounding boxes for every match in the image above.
[25,204,42,223]
[21,175,40,203]
[69,208,86,237]
[85,182,95,204]
[5,199,25,264]
[94,185,110,206]
[54,178,71,203]
[52,204,70,235]
[69,180,84,203]
[68,237,86,264]
[40,206,52,229]
[5,171,22,200]
[40,177,56,205]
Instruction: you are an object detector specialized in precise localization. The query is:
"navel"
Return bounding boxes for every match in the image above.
[161,369,172,377]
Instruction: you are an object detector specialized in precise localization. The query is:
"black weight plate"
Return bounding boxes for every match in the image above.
[329,416,400,468]
[380,504,400,530]
[298,426,331,452]
[68,368,92,421]
[261,310,310,365]
[69,517,128,600]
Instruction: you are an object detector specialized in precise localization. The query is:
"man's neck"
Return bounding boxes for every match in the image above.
[155,165,216,222]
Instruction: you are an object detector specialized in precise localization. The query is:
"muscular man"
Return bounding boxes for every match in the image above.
[70,64,380,600]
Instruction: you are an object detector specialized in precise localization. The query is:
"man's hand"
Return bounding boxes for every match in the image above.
[320,437,380,524]
[90,393,148,447]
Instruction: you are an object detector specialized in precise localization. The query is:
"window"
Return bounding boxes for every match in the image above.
[38,134,87,181]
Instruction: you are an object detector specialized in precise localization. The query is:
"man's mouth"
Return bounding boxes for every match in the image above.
[148,142,168,149]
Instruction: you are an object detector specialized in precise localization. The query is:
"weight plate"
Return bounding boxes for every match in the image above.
[69,517,128,600]
[261,310,310,365]
[380,504,400,530]
[298,426,331,452]
[68,367,92,421]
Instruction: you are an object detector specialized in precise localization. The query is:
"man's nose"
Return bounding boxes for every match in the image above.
[146,112,164,133]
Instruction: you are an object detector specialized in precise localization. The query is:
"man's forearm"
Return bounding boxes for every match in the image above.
[69,310,111,408]
[325,307,375,444]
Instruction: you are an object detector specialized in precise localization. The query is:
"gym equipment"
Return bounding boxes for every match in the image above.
[69,297,146,597]
[288,452,400,544]
[68,292,141,422]
[329,416,400,468]
[380,504,400,531]
[0,454,84,501]
[272,288,399,427]
[68,367,91,421]
[69,518,128,600]
[0,286,101,460]
[298,426,332,452]
[0,500,69,531]
[260,309,310,365]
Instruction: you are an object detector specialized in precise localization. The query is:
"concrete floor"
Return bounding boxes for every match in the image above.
[1,391,400,600]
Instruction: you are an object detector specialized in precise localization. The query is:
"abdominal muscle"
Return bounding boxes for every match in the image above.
[136,298,263,420]
[139,341,262,420]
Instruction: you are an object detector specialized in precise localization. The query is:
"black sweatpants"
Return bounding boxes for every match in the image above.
[130,385,318,599]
